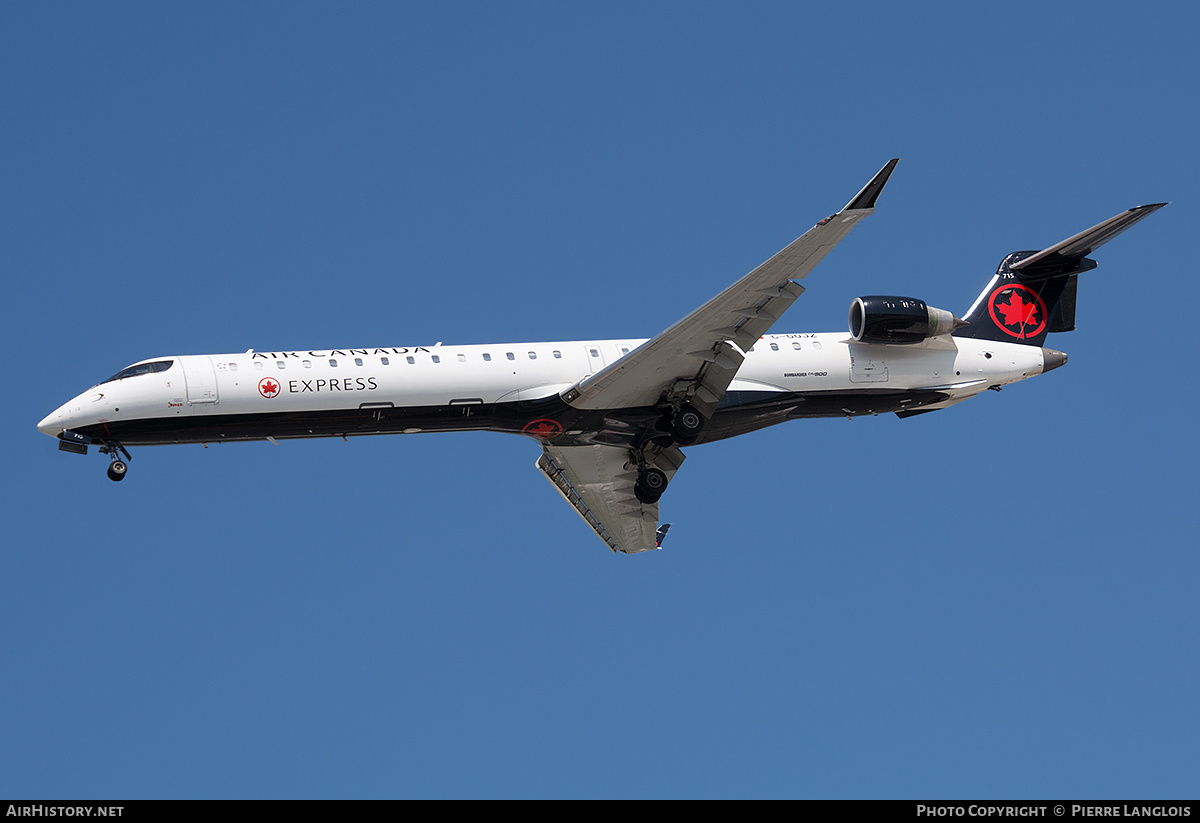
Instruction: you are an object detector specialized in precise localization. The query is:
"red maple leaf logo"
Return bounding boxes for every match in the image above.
[988,285,1047,339]
[997,291,1040,328]
[521,419,562,438]
[258,378,280,398]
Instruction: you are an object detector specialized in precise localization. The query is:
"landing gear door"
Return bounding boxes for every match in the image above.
[182,355,219,404]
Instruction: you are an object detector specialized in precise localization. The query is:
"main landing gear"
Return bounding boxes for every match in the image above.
[669,403,705,446]
[630,402,706,504]
[634,466,668,504]
[629,401,704,505]
[99,440,131,482]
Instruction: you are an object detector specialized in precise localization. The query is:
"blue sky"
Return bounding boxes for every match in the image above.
[3,2,1196,799]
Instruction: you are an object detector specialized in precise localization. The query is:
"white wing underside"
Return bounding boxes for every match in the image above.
[537,443,685,553]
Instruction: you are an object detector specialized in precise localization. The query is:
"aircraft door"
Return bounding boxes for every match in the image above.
[848,346,888,384]
[182,355,220,404]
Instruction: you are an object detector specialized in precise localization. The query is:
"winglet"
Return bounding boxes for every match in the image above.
[843,158,900,211]
[655,524,672,548]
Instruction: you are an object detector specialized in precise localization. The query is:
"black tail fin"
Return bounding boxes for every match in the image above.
[954,204,1166,346]
[955,252,1082,346]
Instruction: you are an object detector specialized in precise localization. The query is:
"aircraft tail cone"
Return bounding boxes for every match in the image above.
[1041,348,1068,373]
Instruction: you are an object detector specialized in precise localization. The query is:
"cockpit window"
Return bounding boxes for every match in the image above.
[101,360,174,384]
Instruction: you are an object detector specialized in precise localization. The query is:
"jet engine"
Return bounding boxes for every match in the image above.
[848,296,964,344]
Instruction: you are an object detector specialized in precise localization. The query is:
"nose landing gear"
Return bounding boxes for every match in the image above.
[98,440,132,482]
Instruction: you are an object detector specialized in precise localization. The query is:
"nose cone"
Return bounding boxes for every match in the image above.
[38,408,64,437]
[38,392,92,437]
[1041,348,1068,373]
[38,401,74,436]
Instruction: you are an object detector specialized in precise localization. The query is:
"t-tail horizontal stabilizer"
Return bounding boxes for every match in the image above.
[956,203,1167,346]
[1010,203,1167,276]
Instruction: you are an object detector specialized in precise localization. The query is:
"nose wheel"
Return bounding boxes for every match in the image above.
[98,440,132,482]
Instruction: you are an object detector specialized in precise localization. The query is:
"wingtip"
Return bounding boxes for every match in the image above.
[844,158,900,211]
[655,523,672,548]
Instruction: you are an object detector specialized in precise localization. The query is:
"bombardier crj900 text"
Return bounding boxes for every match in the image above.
[38,161,1164,553]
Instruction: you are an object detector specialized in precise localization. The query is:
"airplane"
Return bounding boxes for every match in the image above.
[37,160,1165,554]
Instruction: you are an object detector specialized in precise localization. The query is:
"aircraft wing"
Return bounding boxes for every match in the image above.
[561,159,899,417]
[536,442,685,553]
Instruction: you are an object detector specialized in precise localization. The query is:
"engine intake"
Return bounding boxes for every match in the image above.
[849,296,964,344]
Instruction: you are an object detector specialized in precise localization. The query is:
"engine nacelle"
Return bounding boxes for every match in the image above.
[848,296,964,344]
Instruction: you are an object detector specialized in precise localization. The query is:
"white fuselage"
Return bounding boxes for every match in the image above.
[38,332,1046,448]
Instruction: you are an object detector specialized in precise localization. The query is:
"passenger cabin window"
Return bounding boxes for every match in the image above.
[432,355,441,364]
[276,361,286,369]
[483,353,492,362]
[553,350,562,359]
[457,354,466,363]
[302,360,312,368]
[506,352,515,361]
[792,342,801,350]
[254,361,264,371]
[329,359,338,367]
[770,342,779,351]
[228,363,238,372]
[589,348,599,357]
[354,358,363,366]
[381,357,389,365]
[406,356,415,364]
[812,341,822,350]
[101,360,174,384]
[528,351,537,360]
[619,346,630,355]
